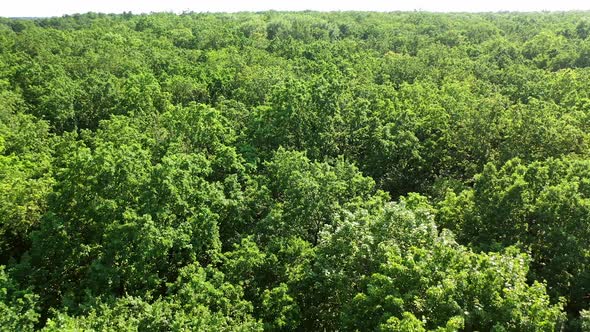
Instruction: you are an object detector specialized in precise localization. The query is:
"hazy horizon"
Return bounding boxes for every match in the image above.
[3,0,590,18]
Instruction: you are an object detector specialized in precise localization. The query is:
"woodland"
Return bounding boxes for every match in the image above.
[2,11,590,331]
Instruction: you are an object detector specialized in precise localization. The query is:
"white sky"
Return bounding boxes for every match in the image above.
[2,0,590,17]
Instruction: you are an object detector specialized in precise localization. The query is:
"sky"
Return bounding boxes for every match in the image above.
[2,0,590,17]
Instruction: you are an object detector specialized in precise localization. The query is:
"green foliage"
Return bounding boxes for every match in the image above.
[438,157,590,315]
[346,242,564,331]
[580,310,590,331]
[43,264,262,331]
[0,102,54,263]
[3,10,590,330]
[260,283,300,331]
[259,148,387,245]
[294,199,563,331]
[0,265,39,331]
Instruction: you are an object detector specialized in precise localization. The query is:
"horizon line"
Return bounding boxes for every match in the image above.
[4,9,590,19]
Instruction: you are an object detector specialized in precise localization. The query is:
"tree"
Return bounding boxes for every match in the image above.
[438,157,590,316]
[0,265,39,331]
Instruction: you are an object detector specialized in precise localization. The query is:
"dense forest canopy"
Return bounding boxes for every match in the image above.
[2,10,590,331]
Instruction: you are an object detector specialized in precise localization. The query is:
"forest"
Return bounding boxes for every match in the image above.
[1,10,590,331]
